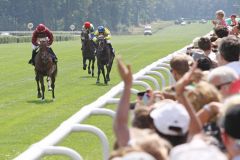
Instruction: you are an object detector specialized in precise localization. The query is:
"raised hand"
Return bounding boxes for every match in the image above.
[117,56,132,88]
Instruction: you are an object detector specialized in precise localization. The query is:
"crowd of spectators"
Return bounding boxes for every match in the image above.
[110,10,240,160]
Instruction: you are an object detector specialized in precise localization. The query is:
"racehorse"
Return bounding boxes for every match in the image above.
[95,35,115,84]
[34,38,57,100]
[81,29,96,77]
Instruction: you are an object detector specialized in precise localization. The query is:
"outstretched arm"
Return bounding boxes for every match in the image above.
[175,63,202,137]
[113,57,133,148]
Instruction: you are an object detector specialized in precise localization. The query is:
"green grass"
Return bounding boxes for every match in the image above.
[0,23,213,160]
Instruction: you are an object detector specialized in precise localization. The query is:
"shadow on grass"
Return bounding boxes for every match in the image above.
[80,75,95,79]
[27,99,54,104]
[89,82,114,87]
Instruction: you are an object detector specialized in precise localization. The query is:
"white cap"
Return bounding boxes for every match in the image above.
[170,138,228,160]
[122,151,156,160]
[150,102,190,136]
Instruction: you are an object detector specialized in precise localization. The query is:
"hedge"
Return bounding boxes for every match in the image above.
[0,35,80,44]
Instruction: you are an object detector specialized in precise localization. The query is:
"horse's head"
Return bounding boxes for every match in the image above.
[39,38,48,49]
[97,35,106,52]
[37,38,51,64]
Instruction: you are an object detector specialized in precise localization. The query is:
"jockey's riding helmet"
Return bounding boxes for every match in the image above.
[98,26,105,33]
[84,22,91,29]
[37,24,46,32]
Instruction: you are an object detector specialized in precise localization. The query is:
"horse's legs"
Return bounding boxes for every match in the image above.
[88,59,91,74]
[83,56,87,70]
[96,61,101,84]
[106,54,115,82]
[47,77,52,91]
[102,65,107,85]
[51,76,55,100]
[35,75,42,98]
[92,58,95,77]
[40,76,45,100]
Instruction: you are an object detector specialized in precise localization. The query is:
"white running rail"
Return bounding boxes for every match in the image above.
[15,38,203,159]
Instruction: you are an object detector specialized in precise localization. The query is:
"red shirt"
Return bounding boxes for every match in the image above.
[32,28,53,46]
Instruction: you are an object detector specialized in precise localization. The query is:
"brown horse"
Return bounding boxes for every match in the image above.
[34,38,57,100]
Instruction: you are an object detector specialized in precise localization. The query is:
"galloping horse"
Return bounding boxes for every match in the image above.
[81,29,96,77]
[34,38,57,100]
[95,35,115,84]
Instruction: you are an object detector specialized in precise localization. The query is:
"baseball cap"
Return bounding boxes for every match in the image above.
[121,151,156,160]
[150,102,190,136]
[170,136,228,160]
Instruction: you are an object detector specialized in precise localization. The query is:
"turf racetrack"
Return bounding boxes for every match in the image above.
[0,23,212,160]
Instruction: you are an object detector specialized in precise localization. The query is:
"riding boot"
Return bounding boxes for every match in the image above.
[29,49,37,65]
[48,48,58,63]
[108,44,115,56]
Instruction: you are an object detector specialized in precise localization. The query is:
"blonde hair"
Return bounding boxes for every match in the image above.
[216,10,225,18]
[185,81,222,111]
[110,129,171,160]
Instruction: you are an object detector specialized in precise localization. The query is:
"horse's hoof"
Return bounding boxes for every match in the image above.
[106,78,110,81]
[41,98,45,102]
[92,74,94,77]
[88,70,91,74]
[83,65,87,70]
[104,81,108,85]
[48,88,53,91]
[96,81,100,84]
[37,93,42,98]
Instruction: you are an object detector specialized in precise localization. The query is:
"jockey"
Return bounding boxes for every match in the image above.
[82,21,95,40]
[28,23,57,65]
[93,26,115,55]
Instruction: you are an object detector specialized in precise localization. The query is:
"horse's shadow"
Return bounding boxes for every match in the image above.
[90,83,113,87]
[27,99,54,104]
[80,75,94,79]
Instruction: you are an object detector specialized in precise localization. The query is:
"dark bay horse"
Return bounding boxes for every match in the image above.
[34,38,57,100]
[96,35,115,85]
[81,29,95,77]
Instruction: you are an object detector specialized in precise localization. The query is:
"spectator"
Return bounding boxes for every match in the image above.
[212,10,227,27]
[217,36,240,75]
[197,56,213,71]
[230,14,238,26]
[170,55,192,81]
[150,101,190,146]
[220,95,240,160]
[170,134,228,160]
[185,81,222,112]
[198,37,217,65]
[208,66,239,98]
[230,21,240,36]
[214,26,229,38]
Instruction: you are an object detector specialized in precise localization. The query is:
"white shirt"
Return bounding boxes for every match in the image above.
[208,51,217,62]
[233,155,240,160]
[226,61,240,76]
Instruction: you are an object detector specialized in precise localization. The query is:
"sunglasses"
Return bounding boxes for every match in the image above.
[215,81,232,90]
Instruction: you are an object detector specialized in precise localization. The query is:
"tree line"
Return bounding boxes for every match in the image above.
[0,0,239,31]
